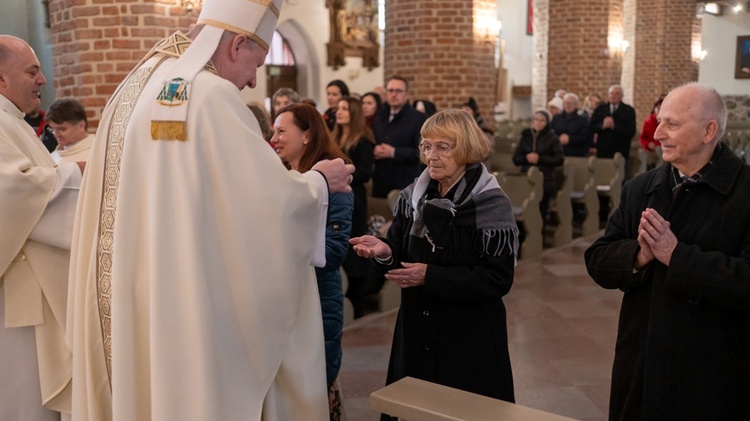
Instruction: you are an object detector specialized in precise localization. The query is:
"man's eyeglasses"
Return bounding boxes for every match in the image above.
[386,88,406,94]
[419,142,455,156]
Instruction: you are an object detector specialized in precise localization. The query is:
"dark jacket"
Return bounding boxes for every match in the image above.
[584,145,750,420]
[315,191,353,385]
[589,102,636,159]
[323,107,337,132]
[512,126,564,196]
[342,137,375,278]
[372,103,426,197]
[374,167,515,406]
[550,110,591,157]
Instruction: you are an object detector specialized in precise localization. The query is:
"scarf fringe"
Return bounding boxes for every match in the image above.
[395,194,411,219]
[482,228,519,259]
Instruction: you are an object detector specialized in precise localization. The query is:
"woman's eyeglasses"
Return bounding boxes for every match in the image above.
[419,142,455,156]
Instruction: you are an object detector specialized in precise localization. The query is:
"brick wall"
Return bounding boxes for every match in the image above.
[629,0,697,126]
[384,0,498,121]
[533,0,696,123]
[47,0,701,131]
[48,0,197,129]
[534,0,622,110]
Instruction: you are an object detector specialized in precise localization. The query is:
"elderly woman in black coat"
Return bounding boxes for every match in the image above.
[513,109,564,223]
[350,110,518,419]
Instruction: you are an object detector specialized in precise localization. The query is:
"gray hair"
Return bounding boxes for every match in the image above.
[272,87,300,104]
[563,92,579,104]
[608,84,623,95]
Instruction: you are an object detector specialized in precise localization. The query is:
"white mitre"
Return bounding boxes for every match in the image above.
[151,0,283,140]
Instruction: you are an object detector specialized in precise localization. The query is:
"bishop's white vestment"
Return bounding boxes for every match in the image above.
[68,33,330,421]
[1,92,78,419]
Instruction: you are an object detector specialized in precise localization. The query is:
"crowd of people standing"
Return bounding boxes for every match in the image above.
[5,10,748,418]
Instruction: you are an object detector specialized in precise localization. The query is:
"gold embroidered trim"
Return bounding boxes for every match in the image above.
[96,60,164,386]
[248,0,280,17]
[150,121,188,141]
[198,19,270,51]
[105,32,216,109]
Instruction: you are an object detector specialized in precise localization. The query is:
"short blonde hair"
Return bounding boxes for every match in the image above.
[420,109,491,166]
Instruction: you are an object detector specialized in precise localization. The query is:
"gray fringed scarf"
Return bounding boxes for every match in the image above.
[394,163,519,261]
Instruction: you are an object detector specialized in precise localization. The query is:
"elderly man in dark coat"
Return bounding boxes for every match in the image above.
[585,82,750,420]
[589,84,636,160]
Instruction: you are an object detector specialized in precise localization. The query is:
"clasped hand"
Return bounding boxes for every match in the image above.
[636,208,677,268]
[603,116,615,130]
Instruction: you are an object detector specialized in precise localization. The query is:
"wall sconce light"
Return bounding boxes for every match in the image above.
[477,15,502,45]
[692,43,708,62]
[704,2,723,15]
[181,0,203,14]
[606,34,629,58]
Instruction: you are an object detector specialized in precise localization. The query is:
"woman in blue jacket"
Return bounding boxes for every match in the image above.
[271,103,354,420]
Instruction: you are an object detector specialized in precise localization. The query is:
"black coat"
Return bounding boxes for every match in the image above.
[512,126,564,196]
[550,110,591,157]
[372,103,426,197]
[585,145,750,420]
[589,102,636,159]
[375,171,515,406]
[342,137,375,278]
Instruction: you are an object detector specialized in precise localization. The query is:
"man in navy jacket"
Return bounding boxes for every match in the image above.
[372,76,426,198]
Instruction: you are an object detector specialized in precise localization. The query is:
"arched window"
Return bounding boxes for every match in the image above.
[265,31,295,66]
[264,31,298,106]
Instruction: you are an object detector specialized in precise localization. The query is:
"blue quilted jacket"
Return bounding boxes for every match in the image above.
[314,191,353,385]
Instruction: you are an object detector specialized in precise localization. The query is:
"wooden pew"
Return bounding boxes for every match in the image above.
[490,152,519,173]
[365,180,396,223]
[565,156,599,237]
[340,268,355,326]
[371,376,577,421]
[496,167,543,259]
[551,163,574,247]
[594,152,625,220]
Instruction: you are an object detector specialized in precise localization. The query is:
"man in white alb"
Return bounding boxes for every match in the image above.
[47,98,95,164]
[0,34,82,420]
[67,0,354,420]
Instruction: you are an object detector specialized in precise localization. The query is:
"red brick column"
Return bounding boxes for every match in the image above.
[533,0,697,121]
[627,0,698,124]
[533,0,623,110]
[384,0,498,120]
[48,0,197,129]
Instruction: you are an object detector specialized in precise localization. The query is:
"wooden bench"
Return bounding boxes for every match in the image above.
[340,268,355,326]
[496,167,543,259]
[370,376,577,421]
[551,163,574,247]
[490,152,519,174]
[594,152,625,220]
[366,180,396,224]
[565,156,599,237]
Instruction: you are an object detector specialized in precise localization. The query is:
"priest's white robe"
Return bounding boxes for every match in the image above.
[68,34,330,421]
[1,92,77,419]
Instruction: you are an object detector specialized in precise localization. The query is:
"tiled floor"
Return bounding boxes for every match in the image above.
[338,233,621,421]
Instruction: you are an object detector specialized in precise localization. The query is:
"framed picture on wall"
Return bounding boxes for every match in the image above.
[736,35,750,79]
[527,0,533,35]
[326,0,380,70]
